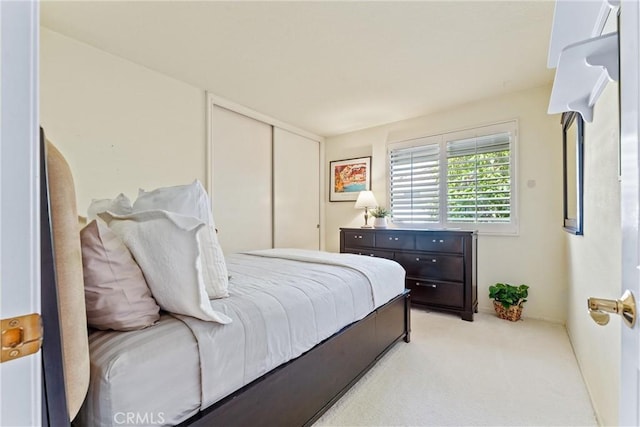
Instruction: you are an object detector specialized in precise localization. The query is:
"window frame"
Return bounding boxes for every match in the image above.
[387,120,519,235]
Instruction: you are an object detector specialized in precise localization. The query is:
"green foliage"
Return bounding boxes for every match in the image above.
[447,150,511,222]
[488,283,529,308]
[371,207,390,218]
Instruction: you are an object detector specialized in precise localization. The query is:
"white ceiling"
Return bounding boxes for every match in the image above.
[40,1,556,137]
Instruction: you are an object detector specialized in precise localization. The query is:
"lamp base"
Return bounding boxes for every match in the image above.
[361,225,373,228]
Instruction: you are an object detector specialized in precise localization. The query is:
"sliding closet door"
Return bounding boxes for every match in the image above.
[211,105,272,253]
[273,128,320,249]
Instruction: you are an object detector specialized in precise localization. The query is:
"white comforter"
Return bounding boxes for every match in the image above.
[176,249,405,410]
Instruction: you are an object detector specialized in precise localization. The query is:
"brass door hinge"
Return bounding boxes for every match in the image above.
[1,313,42,363]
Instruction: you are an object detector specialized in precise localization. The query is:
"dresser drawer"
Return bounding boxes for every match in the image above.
[375,231,415,250]
[396,253,464,282]
[406,279,463,308]
[343,231,374,248]
[343,249,394,260]
[415,234,463,254]
[340,227,477,321]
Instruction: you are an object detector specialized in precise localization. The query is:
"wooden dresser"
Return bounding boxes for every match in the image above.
[340,227,477,321]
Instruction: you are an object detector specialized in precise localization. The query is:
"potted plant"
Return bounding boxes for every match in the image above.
[370,207,390,228]
[489,283,529,321]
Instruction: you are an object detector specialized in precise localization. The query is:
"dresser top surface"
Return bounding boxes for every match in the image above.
[340,227,477,236]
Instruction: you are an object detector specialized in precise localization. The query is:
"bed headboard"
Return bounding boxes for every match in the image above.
[44,140,90,420]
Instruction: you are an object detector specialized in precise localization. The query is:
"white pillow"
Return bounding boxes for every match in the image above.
[87,193,133,221]
[133,180,214,225]
[132,180,229,298]
[99,210,231,324]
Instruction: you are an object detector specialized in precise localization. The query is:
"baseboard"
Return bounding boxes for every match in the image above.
[564,323,603,427]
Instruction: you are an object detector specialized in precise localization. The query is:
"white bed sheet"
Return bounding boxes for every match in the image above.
[76,314,201,427]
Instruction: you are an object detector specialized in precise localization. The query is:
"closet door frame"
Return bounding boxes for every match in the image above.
[205,92,326,250]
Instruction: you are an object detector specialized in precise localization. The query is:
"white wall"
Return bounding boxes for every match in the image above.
[40,28,207,215]
[325,85,567,322]
[566,82,620,427]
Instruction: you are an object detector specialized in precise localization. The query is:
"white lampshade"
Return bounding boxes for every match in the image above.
[354,191,378,209]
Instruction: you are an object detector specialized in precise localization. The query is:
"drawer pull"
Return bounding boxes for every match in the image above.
[415,257,437,263]
[431,239,445,243]
[388,237,399,241]
[357,252,375,257]
[416,282,437,288]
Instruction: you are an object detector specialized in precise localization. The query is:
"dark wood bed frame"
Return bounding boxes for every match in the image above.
[40,132,411,427]
[180,291,410,427]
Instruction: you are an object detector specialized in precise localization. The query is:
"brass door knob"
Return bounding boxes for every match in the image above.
[587,290,636,328]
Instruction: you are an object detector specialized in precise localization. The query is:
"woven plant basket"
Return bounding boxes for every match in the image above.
[493,301,523,321]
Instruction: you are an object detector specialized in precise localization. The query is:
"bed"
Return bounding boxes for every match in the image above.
[40,132,411,427]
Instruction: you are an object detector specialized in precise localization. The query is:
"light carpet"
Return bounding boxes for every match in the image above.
[314,309,598,427]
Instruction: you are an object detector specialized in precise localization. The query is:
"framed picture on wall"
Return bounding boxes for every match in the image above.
[329,156,372,202]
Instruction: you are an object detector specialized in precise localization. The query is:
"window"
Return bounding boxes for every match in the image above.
[388,121,517,233]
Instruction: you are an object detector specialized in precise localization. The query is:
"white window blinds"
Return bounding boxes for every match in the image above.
[388,122,516,233]
[389,144,440,224]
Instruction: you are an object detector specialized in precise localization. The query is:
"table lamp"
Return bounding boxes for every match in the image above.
[354,191,378,228]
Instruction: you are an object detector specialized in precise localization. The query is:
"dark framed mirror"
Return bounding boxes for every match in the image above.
[562,111,584,235]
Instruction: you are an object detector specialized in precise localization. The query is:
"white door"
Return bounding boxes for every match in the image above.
[210,105,273,253]
[273,128,320,250]
[619,1,640,424]
[0,1,42,426]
